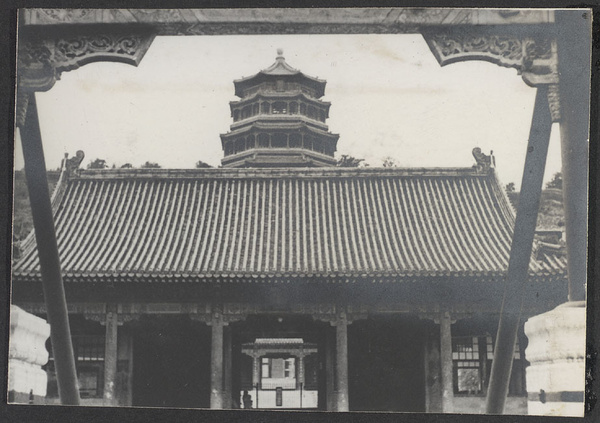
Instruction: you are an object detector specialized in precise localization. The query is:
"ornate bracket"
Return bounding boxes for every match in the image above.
[423,28,561,122]
[189,303,252,326]
[309,304,369,326]
[16,28,156,127]
[418,310,474,324]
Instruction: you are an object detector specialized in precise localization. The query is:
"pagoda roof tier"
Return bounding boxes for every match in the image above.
[230,92,331,108]
[13,166,566,284]
[221,148,337,168]
[226,115,334,134]
[221,121,338,142]
[234,51,326,98]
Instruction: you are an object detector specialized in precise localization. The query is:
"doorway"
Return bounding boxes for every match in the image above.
[132,316,211,408]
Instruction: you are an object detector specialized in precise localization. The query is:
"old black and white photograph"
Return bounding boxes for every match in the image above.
[7,7,592,419]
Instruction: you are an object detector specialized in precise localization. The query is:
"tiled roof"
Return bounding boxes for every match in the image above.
[13,167,566,283]
[234,54,326,98]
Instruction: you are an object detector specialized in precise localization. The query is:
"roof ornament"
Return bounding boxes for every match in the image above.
[472,147,495,173]
[65,150,85,174]
[276,48,284,60]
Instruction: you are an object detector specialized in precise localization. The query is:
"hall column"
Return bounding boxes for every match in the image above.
[325,325,335,411]
[439,311,454,413]
[208,306,226,409]
[223,326,233,409]
[333,310,349,411]
[103,303,119,406]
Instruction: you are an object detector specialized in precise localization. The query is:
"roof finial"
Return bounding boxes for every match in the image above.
[276,48,284,59]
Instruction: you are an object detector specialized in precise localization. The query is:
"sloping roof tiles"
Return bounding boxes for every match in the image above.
[234,53,326,98]
[13,167,566,283]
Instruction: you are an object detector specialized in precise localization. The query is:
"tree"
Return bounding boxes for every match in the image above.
[546,172,562,190]
[336,155,367,168]
[381,157,399,168]
[87,158,108,169]
[120,163,133,169]
[505,182,515,193]
[195,160,212,169]
[141,161,161,169]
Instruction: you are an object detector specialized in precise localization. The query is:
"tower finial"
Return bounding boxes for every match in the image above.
[276,48,284,59]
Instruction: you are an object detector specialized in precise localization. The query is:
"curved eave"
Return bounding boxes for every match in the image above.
[11,269,568,285]
[220,121,339,144]
[234,73,326,98]
[230,92,331,109]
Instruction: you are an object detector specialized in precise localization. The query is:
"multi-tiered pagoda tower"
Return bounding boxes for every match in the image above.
[221,50,339,167]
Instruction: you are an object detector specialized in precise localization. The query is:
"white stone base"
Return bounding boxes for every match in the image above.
[8,359,48,397]
[524,301,585,417]
[8,305,51,400]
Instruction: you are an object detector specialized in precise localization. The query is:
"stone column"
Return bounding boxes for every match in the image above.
[334,311,349,412]
[439,311,454,413]
[103,304,119,406]
[209,311,225,409]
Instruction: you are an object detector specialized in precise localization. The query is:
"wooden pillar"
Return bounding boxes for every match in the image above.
[424,323,443,413]
[556,11,590,303]
[326,326,335,411]
[223,326,232,409]
[103,304,119,406]
[297,354,305,385]
[18,93,79,405]
[252,354,260,387]
[486,86,553,414]
[335,311,349,412]
[210,313,225,409]
[439,311,454,413]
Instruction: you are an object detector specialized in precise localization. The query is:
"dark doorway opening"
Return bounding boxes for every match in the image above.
[349,315,426,412]
[132,316,210,408]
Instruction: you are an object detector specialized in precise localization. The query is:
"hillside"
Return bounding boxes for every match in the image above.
[12,170,61,260]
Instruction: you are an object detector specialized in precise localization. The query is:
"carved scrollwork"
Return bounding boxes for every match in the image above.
[16,29,156,127]
[53,33,155,73]
[17,33,155,93]
[423,29,558,86]
[40,9,94,22]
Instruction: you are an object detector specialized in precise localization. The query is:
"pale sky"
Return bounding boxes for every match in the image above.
[15,34,563,189]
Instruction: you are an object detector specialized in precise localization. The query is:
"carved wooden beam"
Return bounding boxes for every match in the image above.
[422,28,561,121]
[309,304,368,325]
[16,27,155,127]
[20,9,554,34]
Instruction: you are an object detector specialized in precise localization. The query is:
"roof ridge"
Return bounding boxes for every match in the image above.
[72,166,492,180]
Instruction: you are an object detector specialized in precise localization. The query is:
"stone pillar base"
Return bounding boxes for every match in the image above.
[524,301,585,417]
[8,305,51,403]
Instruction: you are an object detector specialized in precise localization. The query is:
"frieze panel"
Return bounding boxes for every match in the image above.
[23,9,553,30]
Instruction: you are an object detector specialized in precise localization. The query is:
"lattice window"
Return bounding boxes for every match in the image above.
[452,335,525,396]
[453,336,482,394]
